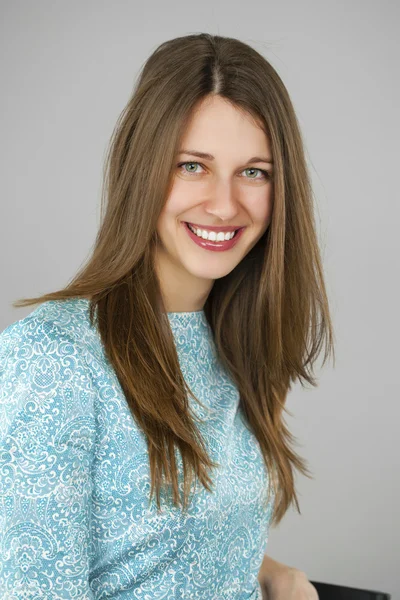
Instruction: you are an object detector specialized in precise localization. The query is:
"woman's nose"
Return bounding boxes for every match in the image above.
[204,180,240,222]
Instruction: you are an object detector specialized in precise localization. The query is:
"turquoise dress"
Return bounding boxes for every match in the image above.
[0,298,274,599]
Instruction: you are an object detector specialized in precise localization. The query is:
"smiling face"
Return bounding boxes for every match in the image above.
[154,94,274,313]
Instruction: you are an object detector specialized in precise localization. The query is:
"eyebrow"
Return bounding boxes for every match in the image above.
[178,149,274,165]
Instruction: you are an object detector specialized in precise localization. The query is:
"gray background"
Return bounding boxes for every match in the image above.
[1,1,399,597]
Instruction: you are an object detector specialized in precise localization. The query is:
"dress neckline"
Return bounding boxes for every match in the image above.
[73,297,208,329]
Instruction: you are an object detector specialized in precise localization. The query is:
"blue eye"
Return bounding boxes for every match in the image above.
[176,162,271,180]
[243,167,270,180]
[178,162,202,174]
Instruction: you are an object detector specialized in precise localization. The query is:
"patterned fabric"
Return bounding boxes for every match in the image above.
[0,298,274,599]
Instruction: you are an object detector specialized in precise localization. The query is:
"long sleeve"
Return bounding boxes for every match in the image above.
[0,317,97,598]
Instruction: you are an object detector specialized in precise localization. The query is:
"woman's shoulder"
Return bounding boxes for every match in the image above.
[1,297,95,359]
[0,298,100,443]
[0,297,103,393]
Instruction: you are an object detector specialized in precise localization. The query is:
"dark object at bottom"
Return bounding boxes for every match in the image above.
[309,580,391,600]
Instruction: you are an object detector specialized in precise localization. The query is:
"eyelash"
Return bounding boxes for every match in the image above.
[176,161,272,181]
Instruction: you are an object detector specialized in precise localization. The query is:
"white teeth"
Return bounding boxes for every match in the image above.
[188,224,236,241]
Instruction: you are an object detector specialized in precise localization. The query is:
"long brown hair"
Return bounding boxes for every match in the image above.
[13,33,335,527]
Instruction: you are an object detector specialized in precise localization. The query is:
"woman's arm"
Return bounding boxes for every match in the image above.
[258,554,289,585]
[0,322,96,597]
[258,553,285,581]
[258,554,319,599]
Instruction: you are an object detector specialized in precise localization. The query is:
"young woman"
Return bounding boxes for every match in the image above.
[0,33,334,599]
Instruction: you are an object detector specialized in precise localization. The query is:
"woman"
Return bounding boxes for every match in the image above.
[0,33,333,598]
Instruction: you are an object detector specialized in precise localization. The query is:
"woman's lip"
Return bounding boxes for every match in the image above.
[185,222,244,232]
[183,221,245,252]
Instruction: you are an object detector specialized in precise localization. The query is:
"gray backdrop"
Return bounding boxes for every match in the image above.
[1,1,398,597]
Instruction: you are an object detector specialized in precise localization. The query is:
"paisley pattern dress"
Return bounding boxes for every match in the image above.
[0,298,274,599]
